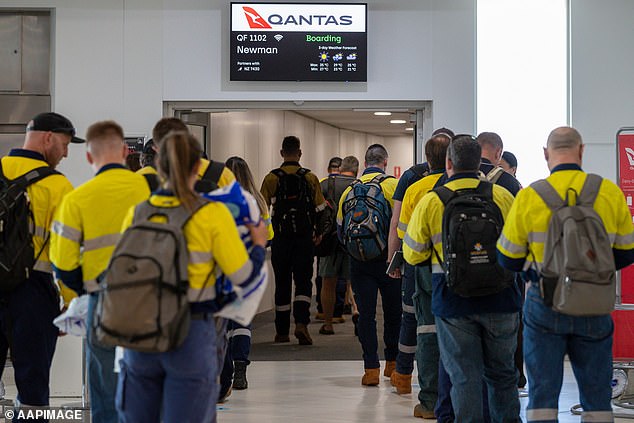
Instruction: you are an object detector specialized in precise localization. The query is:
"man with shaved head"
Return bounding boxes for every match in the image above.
[498,126,634,422]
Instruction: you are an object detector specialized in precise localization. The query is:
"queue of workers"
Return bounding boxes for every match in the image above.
[0,111,631,423]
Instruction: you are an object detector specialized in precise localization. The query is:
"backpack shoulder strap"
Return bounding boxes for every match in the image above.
[531,179,565,211]
[272,168,286,179]
[486,166,505,184]
[475,180,494,199]
[143,173,160,192]
[297,167,310,177]
[577,173,602,206]
[202,160,225,186]
[13,166,59,189]
[327,175,336,202]
[410,163,430,179]
[433,185,454,206]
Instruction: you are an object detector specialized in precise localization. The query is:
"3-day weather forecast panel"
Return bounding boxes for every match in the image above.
[230,3,367,82]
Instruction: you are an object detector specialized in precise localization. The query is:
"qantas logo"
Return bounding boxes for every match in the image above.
[242,7,272,29]
[241,6,353,29]
[626,147,634,166]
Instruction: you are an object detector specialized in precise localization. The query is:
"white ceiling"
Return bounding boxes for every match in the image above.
[295,110,415,137]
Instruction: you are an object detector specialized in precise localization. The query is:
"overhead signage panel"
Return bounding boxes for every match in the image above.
[230,3,367,82]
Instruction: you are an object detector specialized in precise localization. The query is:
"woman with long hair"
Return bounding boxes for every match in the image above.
[115,132,267,423]
[214,156,273,399]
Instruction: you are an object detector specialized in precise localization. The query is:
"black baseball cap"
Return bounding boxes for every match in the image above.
[26,112,85,144]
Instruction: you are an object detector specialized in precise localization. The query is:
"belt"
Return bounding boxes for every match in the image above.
[191,312,213,320]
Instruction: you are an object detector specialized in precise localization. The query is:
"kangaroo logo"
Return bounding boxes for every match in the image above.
[242,7,272,29]
[626,148,634,166]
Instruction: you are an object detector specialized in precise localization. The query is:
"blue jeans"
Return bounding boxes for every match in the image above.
[86,294,118,423]
[350,258,402,369]
[413,265,439,410]
[523,285,614,423]
[116,318,218,423]
[396,263,417,374]
[436,312,520,423]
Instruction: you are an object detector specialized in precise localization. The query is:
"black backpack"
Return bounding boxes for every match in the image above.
[0,162,58,291]
[433,181,514,297]
[271,167,315,237]
[315,175,338,257]
[143,173,160,192]
[194,160,225,193]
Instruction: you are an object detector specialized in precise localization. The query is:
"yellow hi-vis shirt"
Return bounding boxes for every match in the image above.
[497,165,634,274]
[336,169,398,227]
[121,194,254,304]
[397,171,444,239]
[1,150,73,273]
[261,161,327,211]
[199,158,235,188]
[403,175,514,270]
[50,165,150,295]
[137,159,235,189]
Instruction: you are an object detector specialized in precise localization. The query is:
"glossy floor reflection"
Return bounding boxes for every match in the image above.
[217,360,634,422]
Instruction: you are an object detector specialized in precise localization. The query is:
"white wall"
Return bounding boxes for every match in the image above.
[0,0,475,186]
[209,110,413,184]
[570,0,634,182]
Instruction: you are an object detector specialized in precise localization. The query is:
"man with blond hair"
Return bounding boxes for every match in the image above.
[50,120,150,423]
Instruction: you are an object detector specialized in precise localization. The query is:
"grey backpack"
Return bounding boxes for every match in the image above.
[532,174,616,316]
[93,198,207,353]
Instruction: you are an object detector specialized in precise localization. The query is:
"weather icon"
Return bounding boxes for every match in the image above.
[346,53,357,60]
[333,53,343,62]
[319,51,330,62]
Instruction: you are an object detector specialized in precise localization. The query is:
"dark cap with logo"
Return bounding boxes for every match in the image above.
[27,112,85,144]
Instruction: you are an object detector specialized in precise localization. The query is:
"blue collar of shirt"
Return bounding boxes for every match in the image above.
[154,188,174,196]
[363,167,385,176]
[446,172,479,182]
[551,163,582,174]
[481,157,492,165]
[430,168,445,175]
[9,148,46,162]
[96,163,126,176]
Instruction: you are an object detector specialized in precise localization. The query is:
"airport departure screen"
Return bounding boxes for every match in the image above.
[230,3,367,82]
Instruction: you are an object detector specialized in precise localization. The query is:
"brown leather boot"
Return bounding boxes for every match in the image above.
[294,323,313,345]
[413,404,436,419]
[383,360,396,378]
[390,371,412,394]
[361,368,380,386]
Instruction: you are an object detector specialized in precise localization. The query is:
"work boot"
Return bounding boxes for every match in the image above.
[390,370,412,394]
[413,403,436,419]
[274,334,290,343]
[233,361,248,390]
[217,385,232,403]
[383,360,396,378]
[294,323,313,345]
[361,368,380,386]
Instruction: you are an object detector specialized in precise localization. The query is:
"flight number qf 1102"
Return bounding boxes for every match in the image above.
[236,34,267,42]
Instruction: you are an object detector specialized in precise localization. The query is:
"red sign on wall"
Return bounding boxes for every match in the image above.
[393,166,401,178]
[614,130,634,359]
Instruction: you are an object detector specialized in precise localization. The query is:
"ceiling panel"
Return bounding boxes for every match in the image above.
[296,110,414,137]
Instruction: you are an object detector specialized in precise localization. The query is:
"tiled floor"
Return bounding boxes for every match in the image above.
[3,359,634,421]
[217,360,634,422]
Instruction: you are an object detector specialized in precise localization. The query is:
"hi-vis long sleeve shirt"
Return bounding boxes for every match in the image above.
[50,164,150,296]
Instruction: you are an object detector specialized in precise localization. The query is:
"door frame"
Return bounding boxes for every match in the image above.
[165,100,433,164]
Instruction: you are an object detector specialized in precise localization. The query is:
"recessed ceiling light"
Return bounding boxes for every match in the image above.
[374,112,392,116]
[390,119,407,124]
[405,127,414,131]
